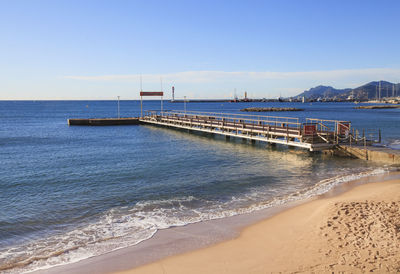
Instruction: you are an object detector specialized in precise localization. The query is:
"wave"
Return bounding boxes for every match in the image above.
[388,139,400,150]
[0,166,394,274]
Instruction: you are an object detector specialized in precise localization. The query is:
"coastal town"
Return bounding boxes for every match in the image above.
[227,80,400,103]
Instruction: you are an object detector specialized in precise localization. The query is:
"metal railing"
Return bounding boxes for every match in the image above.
[143,110,303,141]
[147,110,302,129]
[142,110,381,147]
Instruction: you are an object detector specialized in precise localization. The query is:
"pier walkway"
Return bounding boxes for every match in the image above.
[140,111,377,152]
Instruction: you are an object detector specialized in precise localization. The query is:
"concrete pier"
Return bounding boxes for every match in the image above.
[68,118,140,126]
[328,145,400,165]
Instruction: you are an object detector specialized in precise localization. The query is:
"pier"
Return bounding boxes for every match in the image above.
[68,117,140,126]
[65,110,400,164]
[139,110,378,152]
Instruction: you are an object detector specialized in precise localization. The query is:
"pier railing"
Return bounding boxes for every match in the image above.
[348,128,381,146]
[160,110,301,129]
[140,110,380,150]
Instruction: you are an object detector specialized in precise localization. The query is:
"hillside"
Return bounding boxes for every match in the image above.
[296,85,350,100]
[296,81,400,100]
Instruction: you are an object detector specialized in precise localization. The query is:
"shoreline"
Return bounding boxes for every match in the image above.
[34,170,400,274]
[123,173,400,273]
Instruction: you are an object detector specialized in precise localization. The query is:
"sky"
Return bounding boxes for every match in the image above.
[1,0,399,100]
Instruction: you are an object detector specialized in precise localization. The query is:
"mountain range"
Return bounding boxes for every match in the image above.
[295,81,400,100]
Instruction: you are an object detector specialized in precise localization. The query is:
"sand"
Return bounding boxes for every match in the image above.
[118,179,400,273]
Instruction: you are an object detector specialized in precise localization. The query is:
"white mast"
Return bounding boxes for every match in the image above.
[117,96,120,118]
[140,74,143,117]
[379,81,381,101]
[393,84,395,97]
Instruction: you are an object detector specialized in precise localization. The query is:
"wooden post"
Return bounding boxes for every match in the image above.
[379,129,381,143]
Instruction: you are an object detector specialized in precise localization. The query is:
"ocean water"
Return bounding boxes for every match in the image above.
[0,100,399,273]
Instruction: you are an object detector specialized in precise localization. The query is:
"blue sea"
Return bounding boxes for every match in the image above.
[0,100,399,273]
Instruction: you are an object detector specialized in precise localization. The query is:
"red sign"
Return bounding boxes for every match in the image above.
[303,124,317,135]
[337,123,350,135]
[140,92,164,96]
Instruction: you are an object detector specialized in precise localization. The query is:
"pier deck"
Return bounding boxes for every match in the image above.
[140,111,370,151]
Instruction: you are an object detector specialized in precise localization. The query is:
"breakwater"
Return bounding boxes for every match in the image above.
[68,118,140,126]
[354,105,400,109]
[240,107,304,112]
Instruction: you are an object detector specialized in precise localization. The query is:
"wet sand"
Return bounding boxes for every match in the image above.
[118,178,400,273]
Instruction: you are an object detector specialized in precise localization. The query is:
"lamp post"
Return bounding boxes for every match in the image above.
[184,96,187,115]
[117,96,120,118]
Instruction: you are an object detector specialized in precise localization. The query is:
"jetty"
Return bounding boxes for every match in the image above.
[354,105,400,109]
[139,110,378,152]
[68,118,140,126]
[240,107,304,112]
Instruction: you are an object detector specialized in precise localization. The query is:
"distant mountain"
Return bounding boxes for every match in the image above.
[350,81,398,100]
[296,85,350,100]
[295,81,400,100]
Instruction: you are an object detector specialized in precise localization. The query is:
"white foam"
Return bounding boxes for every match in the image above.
[389,139,400,149]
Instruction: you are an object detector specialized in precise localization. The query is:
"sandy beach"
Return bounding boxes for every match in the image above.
[117,178,400,274]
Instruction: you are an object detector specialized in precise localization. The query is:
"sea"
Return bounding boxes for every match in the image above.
[0,100,399,273]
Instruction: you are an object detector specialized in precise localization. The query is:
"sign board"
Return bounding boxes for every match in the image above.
[140,92,164,96]
[337,123,350,136]
[303,124,317,135]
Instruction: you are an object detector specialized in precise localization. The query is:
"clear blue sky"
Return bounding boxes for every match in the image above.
[1,0,399,99]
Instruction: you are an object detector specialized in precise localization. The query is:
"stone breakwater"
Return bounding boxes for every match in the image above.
[354,105,400,109]
[68,118,140,126]
[240,107,304,112]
